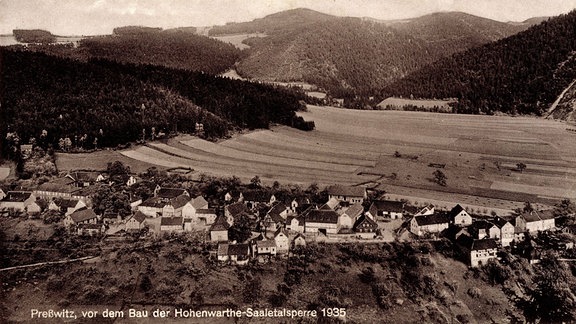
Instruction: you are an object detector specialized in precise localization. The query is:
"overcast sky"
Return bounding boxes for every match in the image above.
[1,0,576,35]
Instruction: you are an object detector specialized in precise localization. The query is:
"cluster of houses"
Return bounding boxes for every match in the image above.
[1,170,572,267]
[409,204,559,266]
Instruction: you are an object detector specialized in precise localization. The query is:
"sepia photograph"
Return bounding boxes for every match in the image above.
[1,0,576,322]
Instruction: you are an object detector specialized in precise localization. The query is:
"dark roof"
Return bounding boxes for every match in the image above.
[292,196,311,206]
[132,211,146,223]
[36,178,78,194]
[257,240,276,248]
[447,204,467,220]
[470,220,496,231]
[371,200,404,213]
[226,202,248,217]
[210,215,230,231]
[353,214,378,231]
[268,202,287,216]
[493,217,511,228]
[70,209,98,223]
[191,196,208,209]
[2,191,33,202]
[160,217,183,226]
[414,213,450,226]
[228,243,250,256]
[306,210,339,224]
[327,185,365,197]
[140,197,165,208]
[167,194,191,209]
[343,204,364,218]
[274,227,288,237]
[520,211,542,222]
[156,187,188,199]
[68,171,102,183]
[54,198,81,209]
[242,190,272,203]
[456,235,498,251]
[196,208,216,215]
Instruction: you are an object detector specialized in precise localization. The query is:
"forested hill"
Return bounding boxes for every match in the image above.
[210,9,535,97]
[1,49,308,150]
[383,11,576,116]
[20,26,241,75]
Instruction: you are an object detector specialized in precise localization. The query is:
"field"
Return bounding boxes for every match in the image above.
[59,105,576,214]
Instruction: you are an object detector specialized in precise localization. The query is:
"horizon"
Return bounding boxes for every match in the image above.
[1,0,575,36]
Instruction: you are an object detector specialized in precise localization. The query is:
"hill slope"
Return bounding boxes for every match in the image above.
[383,10,576,115]
[212,9,535,97]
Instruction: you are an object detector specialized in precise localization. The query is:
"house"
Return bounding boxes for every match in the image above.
[410,213,450,236]
[255,240,277,256]
[138,194,190,218]
[324,197,340,210]
[493,217,515,247]
[326,185,366,204]
[77,223,105,236]
[125,211,147,231]
[456,235,498,267]
[26,200,43,215]
[469,220,499,240]
[66,171,106,187]
[304,209,340,234]
[353,214,379,238]
[160,217,183,232]
[447,204,472,227]
[192,209,217,226]
[287,215,305,233]
[130,198,142,210]
[516,210,556,233]
[0,191,35,212]
[224,202,249,226]
[34,178,82,200]
[218,243,250,265]
[65,208,98,227]
[161,194,190,218]
[367,200,405,220]
[241,190,276,209]
[262,202,289,231]
[182,196,210,218]
[292,233,306,248]
[274,228,290,254]
[101,211,122,224]
[210,216,230,242]
[291,196,311,214]
[338,203,363,230]
[49,198,86,216]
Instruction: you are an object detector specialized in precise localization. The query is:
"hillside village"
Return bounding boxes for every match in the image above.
[1,160,574,269]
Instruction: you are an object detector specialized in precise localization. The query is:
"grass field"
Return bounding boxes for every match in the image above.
[58,105,576,214]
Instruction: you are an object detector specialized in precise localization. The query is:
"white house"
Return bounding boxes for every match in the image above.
[274,228,290,254]
[304,209,339,234]
[447,204,472,227]
[493,217,515,247]
[410,213,450,236]
[457,235,498,267]
[516,210,556,233]
[125,211,147,231]
[367,200,405,220]
[0,191,35,212]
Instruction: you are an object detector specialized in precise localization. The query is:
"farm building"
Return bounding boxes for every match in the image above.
[49,198,86,216]
[290,196,311,214]
[64,208,98,227]
[286,215,305,233]
[366,200,405,220]
[339,203,364,229]
[33,178,82,200]
[224,202,249,226]
[410,213,450,236]
[326,185,366,205]
[515,210,556,233]
[210,215,230,242]
[240,190,276,209]
[353,214,379,238]
[160,217,183,232]
[468,220,499,240]
[154,187,189,200]
[255,239,277,256]
[493,217,515,247]
[218,243,250,265]
[304,209,340,234]
[66,171,106,187]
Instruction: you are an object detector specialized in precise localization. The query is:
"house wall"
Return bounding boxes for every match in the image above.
[470,248,497,267]
[454,211,472,226]
[275,235,289,253]
[421,223,449,235]
[305,222,338,234]
[160,224,182,232]
[293,237,306,247]
[338,215,354,229]
[138,206,162,217]
[126,218,143,231]
[33,190,72,200]
[501,223,515,247]
[211,230,228,242]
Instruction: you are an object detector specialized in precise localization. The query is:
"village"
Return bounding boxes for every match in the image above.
[1,160,575,269]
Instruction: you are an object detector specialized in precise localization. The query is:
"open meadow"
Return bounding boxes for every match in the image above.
[57,105,576,214]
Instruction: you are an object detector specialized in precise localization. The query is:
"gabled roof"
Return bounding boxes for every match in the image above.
[274,227,288,238]
[470,220,497,231]
[327,185,365,197]
[210,215,230,231]
[191,196,209,209]
[268,202,288,216]
[306,209,339,224]
[54,198,81,209]
[242,190,272,203]
[415,205,435,216]
[70,208,97,223]
[353,214,378,230]
[226,202,248,217]
[256,240,276,248]
[447,204,468,219]
[370,200,404,213]
[343,204,364,218]
[324,197,339,210]
[156,187,188,199]
[413,213,450,226]
[131,211,146,223]
[2,191,33,202]
[228,243,250,256]
[472,239,498,251]
[36,178,78,194]
[139,197,165,208]
[160,217,183,226]
[293,233,306,241]
[67,171,103,183]
[167,194,191,209]
[520,211,542,222]
[493,216,512,228]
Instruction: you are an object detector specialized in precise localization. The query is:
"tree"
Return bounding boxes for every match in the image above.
[516,162,527,173]
[228,212,256,243]
[249,175,261,189]
[433,170,447,186]
[107,160,131,184]
[554,199,576,226]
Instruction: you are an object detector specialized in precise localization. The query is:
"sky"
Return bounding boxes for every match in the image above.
[1,0,576,35]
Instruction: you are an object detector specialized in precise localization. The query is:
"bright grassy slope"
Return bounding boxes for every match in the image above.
[114,105,576,211]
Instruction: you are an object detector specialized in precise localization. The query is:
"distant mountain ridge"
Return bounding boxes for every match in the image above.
[210,8,539,97]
